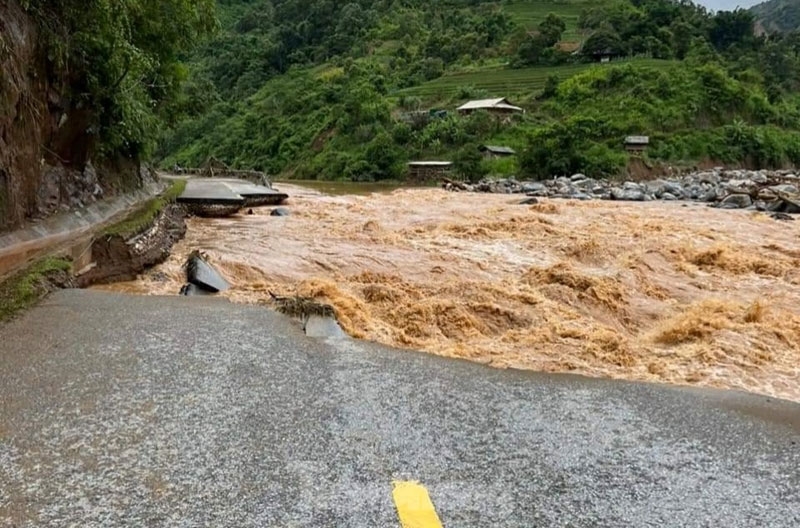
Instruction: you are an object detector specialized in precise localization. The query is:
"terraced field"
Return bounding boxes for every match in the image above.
[501,0,599,41]
[398,58,674,98]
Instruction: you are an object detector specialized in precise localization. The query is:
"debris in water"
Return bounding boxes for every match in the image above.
[179,283,214,296]
[771,212,795,221]
[271,207,290,217]
[268,291,335,318]
[184,250,230,293]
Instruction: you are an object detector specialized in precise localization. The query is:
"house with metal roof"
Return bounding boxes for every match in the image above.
[456,98,524,115]
[479,145,517,159]
[624,136,650,153]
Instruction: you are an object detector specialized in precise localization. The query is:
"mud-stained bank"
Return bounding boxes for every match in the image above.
[97,184,800,401]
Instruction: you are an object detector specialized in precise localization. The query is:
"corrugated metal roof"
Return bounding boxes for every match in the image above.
[457,98,506,110]
[456,98,523,112]
[408,161,453,167]
[625,135,650,145]
[480,145,516,155]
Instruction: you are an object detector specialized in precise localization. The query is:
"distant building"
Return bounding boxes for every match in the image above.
[624,136,650,153]
[456,98,524,116]
[407,161,453,181]
[592,48,618,63]
[479,145,516,159]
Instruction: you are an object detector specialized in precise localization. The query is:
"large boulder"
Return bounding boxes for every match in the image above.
[719,193,752,209]
[610,187,646,201]
[521,182,547,195]
[770,184,799,195]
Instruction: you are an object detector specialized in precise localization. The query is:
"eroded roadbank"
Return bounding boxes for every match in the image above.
[0,290,798,527]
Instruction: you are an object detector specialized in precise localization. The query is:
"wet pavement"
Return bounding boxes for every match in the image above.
[0,290,799,527]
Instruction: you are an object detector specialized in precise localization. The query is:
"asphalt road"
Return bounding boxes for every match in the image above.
[1,290,799,527]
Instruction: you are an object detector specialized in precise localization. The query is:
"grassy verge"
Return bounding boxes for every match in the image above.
[0,257,72,322]
[103,179,186,238]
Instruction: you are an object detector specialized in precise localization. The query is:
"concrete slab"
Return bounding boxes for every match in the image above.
[222,180,289,205]
[177,179,245,205]
[304,315,347,338]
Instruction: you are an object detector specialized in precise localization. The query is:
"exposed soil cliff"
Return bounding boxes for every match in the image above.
[0,0,145,232]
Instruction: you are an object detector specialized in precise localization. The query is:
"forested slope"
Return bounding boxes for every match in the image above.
[751,0,800,32]
[0,0,214,230]
[160,0,800,181]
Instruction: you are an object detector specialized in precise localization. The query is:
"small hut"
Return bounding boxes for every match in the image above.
[479,145,516,159]
[407,161,452,182]
[457,98,523,116]
[624,136,650,153]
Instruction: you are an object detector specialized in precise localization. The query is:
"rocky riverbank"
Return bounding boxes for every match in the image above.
[445,169,800,214]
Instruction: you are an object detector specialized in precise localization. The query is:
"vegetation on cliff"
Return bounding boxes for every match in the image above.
[18,0,217,159]
[1,0,215,230]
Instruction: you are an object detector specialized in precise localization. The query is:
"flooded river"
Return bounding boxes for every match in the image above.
[96,182,800,401]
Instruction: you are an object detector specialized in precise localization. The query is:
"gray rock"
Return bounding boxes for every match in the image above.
[661,192,678,201]
[700,190,718,202]
[520,197,539,205]
[662,181,685,197]
[697,171,721,185]
[622,181,641,191]
[610,188,646,201]
[770,184,799,195]
[521,182,546,194]
[720,193,752,209]
[555,176,572,186]
[570,173,587,182]
[643,182,662,197]
[271,207,290,217]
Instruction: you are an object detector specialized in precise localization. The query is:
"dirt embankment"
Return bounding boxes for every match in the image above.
[76,204,186,287]
[0,0,146,232]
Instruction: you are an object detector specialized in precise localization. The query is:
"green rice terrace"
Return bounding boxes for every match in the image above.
[397,58,675,98]
[501,0,597,40]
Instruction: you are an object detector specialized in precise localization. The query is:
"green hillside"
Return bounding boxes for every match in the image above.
[751,0,800,32]
[502,0,594,40]
[398,59,673,97]
[158,0,800,182]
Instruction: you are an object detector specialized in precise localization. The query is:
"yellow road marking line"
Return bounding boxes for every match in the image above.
[392,480,444,528]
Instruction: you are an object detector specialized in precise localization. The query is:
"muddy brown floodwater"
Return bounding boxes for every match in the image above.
[96,184,800,402]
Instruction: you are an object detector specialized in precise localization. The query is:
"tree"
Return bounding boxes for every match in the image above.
[582,30,626,59]
[542,74,560,99]
[23,0,217,160]
[709,9,755,51]
[539,13,567,47]
[453,144,488,182]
